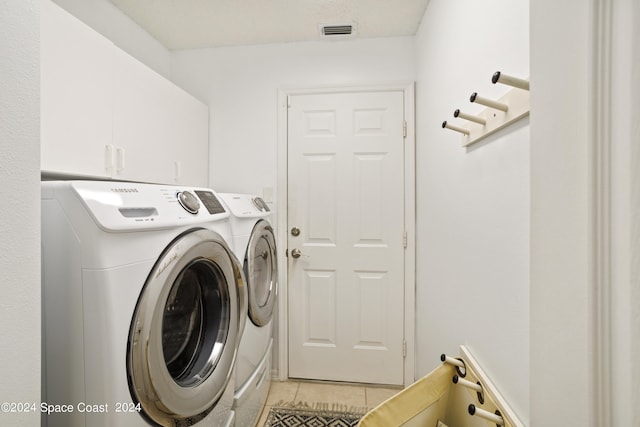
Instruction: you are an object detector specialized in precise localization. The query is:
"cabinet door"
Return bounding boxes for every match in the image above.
[113,49,209,186]
[112,48,174,184]
[41,0,114,178]
[166,86,209,186]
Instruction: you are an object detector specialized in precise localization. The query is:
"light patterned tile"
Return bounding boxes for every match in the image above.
[295,382,366,408]
[257,404,272,426]
[261,380,399,425]
[265,380,299,405]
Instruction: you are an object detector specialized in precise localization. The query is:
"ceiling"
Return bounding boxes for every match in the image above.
[108,0,431,50]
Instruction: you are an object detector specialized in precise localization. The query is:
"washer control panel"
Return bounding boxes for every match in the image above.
[194,190,226,215]
[57,181,231,231]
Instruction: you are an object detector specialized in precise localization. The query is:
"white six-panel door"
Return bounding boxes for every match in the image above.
[287,90,406,385]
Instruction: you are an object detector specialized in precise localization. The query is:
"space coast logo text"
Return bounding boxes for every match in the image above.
[1,401,142,415]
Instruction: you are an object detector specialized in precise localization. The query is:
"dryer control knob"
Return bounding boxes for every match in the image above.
[252,197,270,212]
[177,191,200,214]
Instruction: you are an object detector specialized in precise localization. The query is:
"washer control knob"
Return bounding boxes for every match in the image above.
[177,191,200,214]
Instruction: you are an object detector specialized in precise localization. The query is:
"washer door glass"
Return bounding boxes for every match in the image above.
[128,229,244,426]
[245,220,277,326]
[162,259,228,387]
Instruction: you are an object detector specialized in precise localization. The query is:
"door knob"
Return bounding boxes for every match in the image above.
[291,227,300,237]
[291,248,302,259]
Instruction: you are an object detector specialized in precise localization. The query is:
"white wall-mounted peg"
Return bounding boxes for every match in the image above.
[468,405,505,426]
[461,87,529,147]
[439,68,530,148]
[454,109,487,125]
[492,71,530,91]
[470,92,509,112]
[442,120,470,136]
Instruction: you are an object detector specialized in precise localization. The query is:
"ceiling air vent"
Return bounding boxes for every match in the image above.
[320,23,357,38]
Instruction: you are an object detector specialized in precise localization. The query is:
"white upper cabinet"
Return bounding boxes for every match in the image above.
[41,0,209,186]
[163,79,209,187]
[41,0,114,179]
[112,48,209,185]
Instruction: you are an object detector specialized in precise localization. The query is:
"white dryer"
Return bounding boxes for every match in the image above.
[218,194,277,427]
[41,181,247,427]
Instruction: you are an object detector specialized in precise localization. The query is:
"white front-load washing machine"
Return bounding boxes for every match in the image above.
[41,181,247,427]
[217,194,277,427]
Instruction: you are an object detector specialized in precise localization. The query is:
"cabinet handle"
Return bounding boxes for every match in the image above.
[174,161,181,182]
[116,147,125,173]
[105,144,115,173]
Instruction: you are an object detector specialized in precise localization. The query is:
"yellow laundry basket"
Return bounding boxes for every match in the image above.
[358,364,455,427]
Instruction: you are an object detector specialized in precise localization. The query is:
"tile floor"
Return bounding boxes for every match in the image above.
[257,379,401,426]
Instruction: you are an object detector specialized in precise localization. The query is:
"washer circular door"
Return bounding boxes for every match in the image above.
[245,220,277,326]
[128,228,245,426]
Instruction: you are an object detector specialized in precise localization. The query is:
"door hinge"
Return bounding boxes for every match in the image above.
[403,339,407,358]
[403,120,407,138]
[403,231,408,248]
[287,95,292,109]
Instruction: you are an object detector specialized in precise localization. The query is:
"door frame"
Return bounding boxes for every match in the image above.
[276,83,416,386]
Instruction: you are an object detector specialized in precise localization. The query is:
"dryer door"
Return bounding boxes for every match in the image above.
[128,228,245,426]
[245,220,277,326]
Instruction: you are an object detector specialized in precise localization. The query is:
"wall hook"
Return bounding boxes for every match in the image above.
[438,68,529,147]
[454,109,486,125]
[441,121,470,136]
[470,92,509,112]
[492,71,529,91]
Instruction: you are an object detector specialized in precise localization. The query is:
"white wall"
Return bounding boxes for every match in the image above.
[631,2,640,420]
[528,0,639,424]
[171,37,416,196]
[0,1,42,426]
[51,0,172,78]
[414,0,530,424]
[529,1,592,425]
[631,3,640,421]
[610,1,636,424]
[532,0,640,425]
